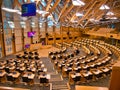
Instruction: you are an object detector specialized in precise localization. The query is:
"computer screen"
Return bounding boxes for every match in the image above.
[27,31,36,37]
[22,3,36,17]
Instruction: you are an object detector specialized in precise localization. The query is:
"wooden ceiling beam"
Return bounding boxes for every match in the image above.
[77,1,98,25]
[57,0,70,21]
[27,0,31,3]
[60,5,74,20]
[13,0,21,10]
[69,0,95,23]
[83,0,108,27]
[45,0,61,17]
[46,0,52,11]
[38,1,46,10]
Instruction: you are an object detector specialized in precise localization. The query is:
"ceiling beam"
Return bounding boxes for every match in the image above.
[69,0,95,23]
[37,1,46,11]
[27,0,31,3]
[77,0,100,25]
[13,0,21,10]
[83,0,108,27]
[57,0,70,21]
[60,5,74,20]
[46,0,52,11]
[45,0,61,17]
[0,0,2,6]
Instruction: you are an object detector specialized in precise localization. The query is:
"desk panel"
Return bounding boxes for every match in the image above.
[76,86,108,90]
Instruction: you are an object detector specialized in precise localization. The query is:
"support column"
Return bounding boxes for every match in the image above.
[53,25,56,45]
[38,23,41,43]
[60,26,63,44]
[67,27,69,43]
[21,28,25,50]
[12,29,16,53]
[45,21,48,45]
[30,26,33,44]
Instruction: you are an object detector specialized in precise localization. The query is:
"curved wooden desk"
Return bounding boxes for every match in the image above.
[0,86,29,90]
[76,86,108,90]
[30,43,52,51]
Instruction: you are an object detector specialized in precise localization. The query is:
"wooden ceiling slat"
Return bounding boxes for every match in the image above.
[82,0,108,27]
[45,0,61,17]
[58,0,70,21]
[60,5,74,20]
[4,0,120,27]
[38,1,46,11]
[13,0,21,10]
[27,0,31,3]
[77,0,102,25]
[46,0,52,11]
[69,0,95,23]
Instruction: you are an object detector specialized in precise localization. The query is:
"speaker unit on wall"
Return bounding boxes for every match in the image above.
[110,35,113,38]
[46,33,49,36]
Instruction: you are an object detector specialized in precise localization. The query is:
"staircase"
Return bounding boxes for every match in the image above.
[41,57,70,90]
[51,81,70,90]
[52,84,69,90]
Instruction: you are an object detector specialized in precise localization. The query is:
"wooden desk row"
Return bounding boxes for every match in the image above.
[0,70,50,85]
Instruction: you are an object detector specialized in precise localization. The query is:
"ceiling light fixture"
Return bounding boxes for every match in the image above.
[76,12,83,16]
[36,10,49,15]
[100,5,110,10]
[2,7,19,13]
[106,11,114,15]
[72,0,85,6]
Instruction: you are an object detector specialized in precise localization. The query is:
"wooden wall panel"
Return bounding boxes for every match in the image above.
[14,21,21,28]
[14,13,23,52]
[2,11,13,55]
[56,27,60,34]
[40,23,45,38]
[24,21,31,45]
[33,27,38,43]
[15,44,22,52]
[0,34,2,57]
[15,37,22,44]
[4,33,13,55]
[15,29,22,36]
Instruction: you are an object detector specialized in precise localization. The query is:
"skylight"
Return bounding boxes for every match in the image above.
[2,7,19,13]
[109,17,117,19]
[31,0,35,2]
[89,18,99,22]
[41,0,46,7]
[72,0,85,6]
[36,10,49,15]
[106,11,114,15]
[100,5,110,10]
[71,20,78,23]
[24,0,27,3]
[76,12,83,16]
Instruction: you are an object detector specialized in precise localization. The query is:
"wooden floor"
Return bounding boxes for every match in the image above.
[76,86,108,90]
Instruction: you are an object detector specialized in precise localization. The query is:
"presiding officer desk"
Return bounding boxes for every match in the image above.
[29,43,52,51]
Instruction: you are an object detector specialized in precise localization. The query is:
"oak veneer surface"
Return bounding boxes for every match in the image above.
[76,86,108,90]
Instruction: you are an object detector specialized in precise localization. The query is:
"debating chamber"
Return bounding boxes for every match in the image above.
[0,0,120,90]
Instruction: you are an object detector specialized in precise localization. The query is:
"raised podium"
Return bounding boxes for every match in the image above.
[29,43,52,51]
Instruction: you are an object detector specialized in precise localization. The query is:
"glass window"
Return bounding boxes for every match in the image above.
[41,0,46,7]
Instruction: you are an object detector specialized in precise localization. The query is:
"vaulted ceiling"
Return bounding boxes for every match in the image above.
[1,0,120,28]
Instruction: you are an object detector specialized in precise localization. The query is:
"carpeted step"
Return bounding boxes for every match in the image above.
[50,74,62,82]
[52,84,69,90]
